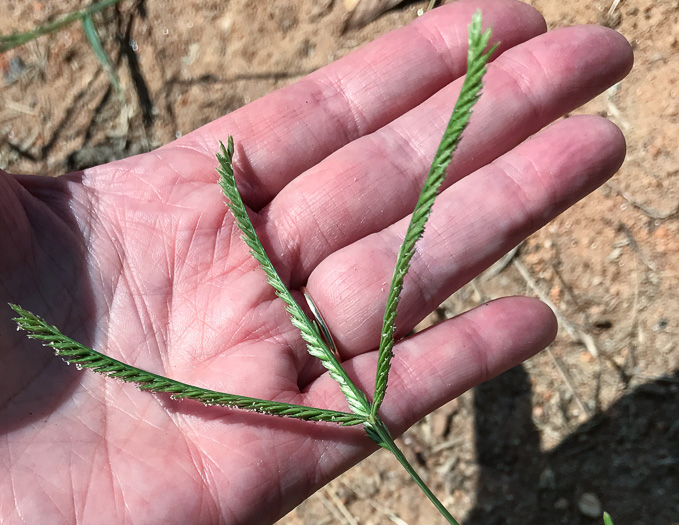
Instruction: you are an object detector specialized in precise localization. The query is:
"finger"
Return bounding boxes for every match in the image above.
[261,24,633,285]
[303,296,556,438]
[0,171,90,412]
[306,115,625,359]
[151,0,546,209]
[370,297,557,431]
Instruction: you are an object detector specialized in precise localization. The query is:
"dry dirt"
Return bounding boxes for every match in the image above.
[1,0,678,524]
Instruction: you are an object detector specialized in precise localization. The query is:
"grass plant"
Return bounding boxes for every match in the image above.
[11,11,496,524]
[0,0,124,92]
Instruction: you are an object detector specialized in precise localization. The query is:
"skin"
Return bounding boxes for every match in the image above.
[0,1,633,523]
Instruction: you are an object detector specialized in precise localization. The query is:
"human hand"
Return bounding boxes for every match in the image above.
[0,1,632,523]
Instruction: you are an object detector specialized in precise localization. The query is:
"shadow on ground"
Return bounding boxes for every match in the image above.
[465,365,679,525]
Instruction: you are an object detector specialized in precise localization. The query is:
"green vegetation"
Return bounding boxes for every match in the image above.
[0,0,124,91]
[11,11,495,523]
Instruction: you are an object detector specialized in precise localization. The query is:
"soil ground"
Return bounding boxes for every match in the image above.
[1,1,678,524]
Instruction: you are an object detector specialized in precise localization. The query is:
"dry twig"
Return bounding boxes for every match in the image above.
[607,181,679,220]
[513,258,595,416]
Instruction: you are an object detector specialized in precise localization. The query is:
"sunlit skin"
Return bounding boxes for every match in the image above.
[0,1,632,523]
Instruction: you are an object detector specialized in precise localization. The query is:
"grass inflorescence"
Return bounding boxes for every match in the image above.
[10,11,495,523]
[10,303,364,426]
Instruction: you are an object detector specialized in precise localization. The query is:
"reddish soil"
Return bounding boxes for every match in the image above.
[1,1,677,524]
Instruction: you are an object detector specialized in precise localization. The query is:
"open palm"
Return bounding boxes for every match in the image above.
[0,1,632,523]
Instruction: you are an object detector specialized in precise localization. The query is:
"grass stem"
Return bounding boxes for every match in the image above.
[0,0,124,52]
[369,417,460,525]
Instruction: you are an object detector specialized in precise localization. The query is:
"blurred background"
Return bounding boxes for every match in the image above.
[1,0,677,523]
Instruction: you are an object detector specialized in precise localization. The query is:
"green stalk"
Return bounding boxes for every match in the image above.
[217,137,371,419]
[0,0,124,52]
[82,14,122,93]
[370,10,496,418]
[367,416,460,525]
[10,303,365,426]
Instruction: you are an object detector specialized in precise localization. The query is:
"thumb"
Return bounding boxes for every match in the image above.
[0,169,33,275]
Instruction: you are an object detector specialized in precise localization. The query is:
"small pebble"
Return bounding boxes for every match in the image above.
[3,56,26,85]
[578,492,602,518]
